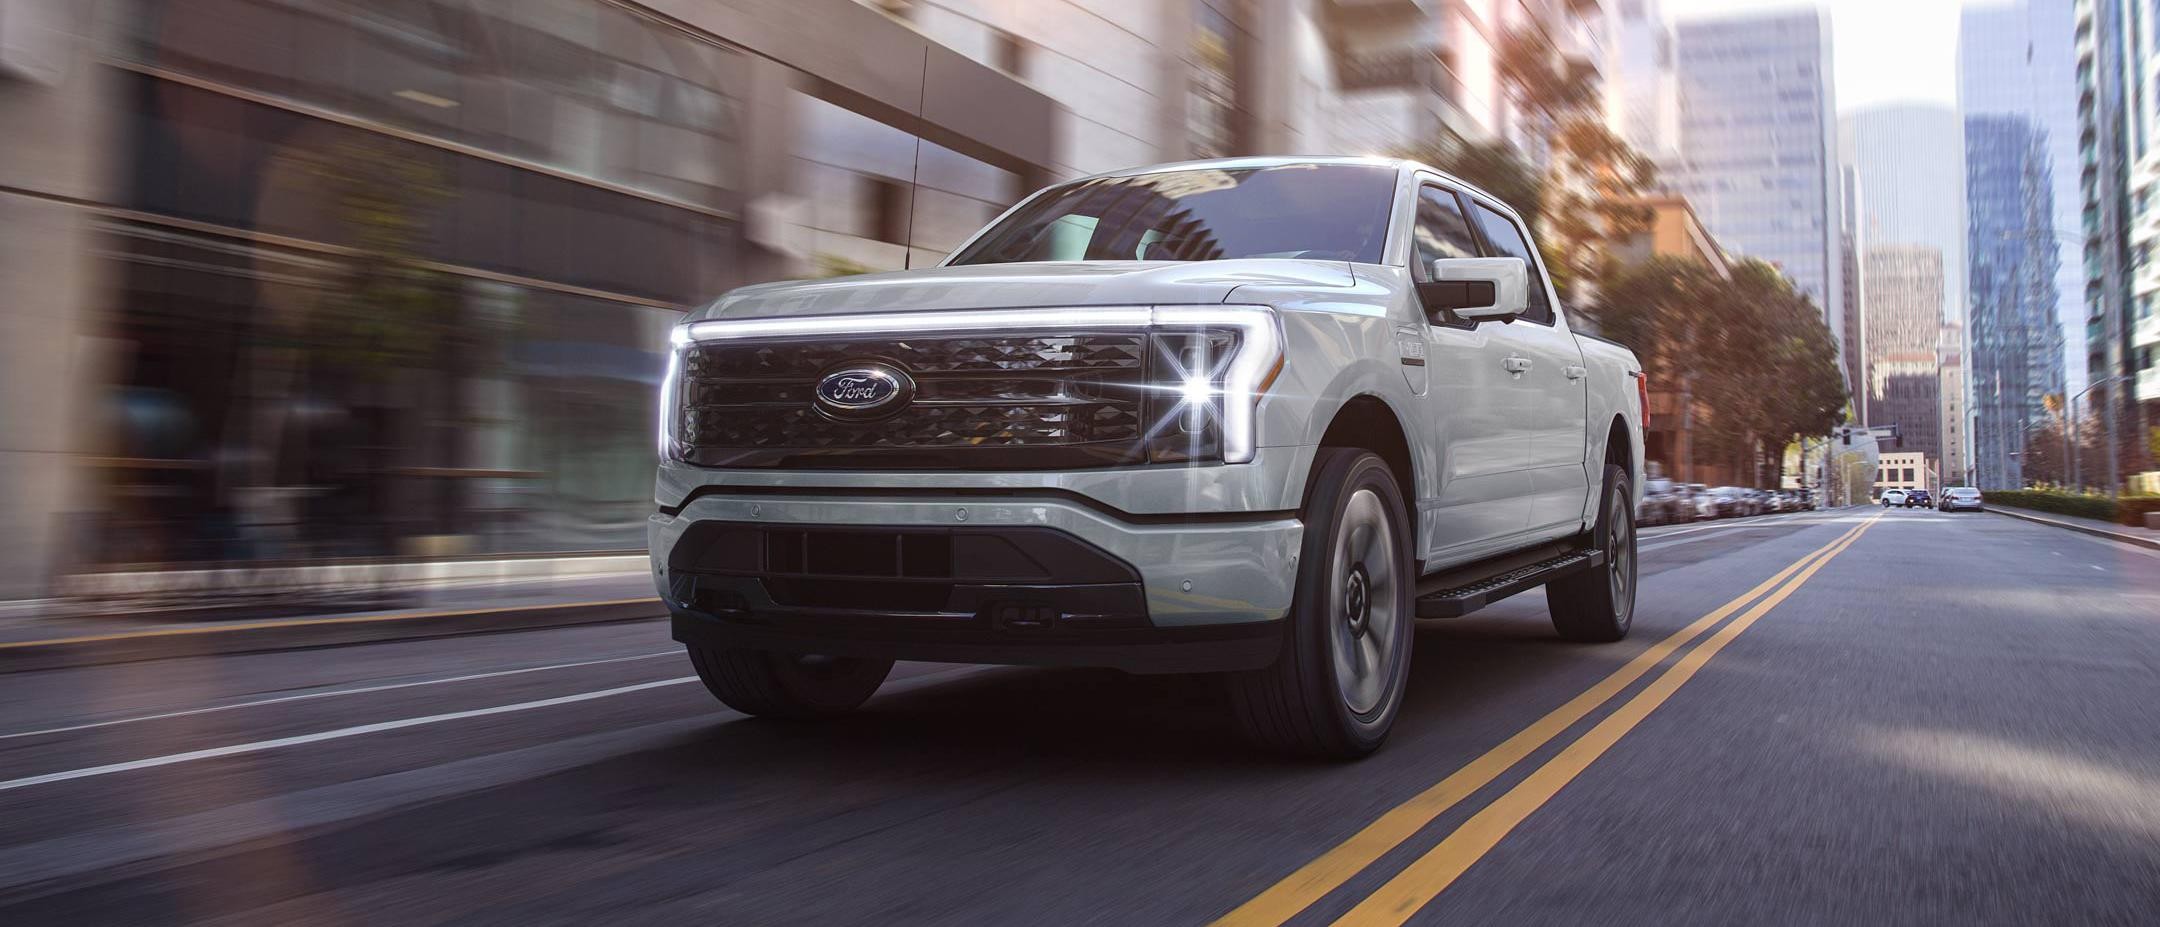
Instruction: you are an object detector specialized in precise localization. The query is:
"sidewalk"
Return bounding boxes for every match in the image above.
[1986,506,2160,552]
[0,561,665,674]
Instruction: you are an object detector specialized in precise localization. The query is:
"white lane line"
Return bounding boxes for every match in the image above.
[0,676,696,794]
[0,651,677,742]
[1639,514,1794,540]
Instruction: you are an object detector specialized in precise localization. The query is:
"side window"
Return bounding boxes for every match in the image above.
[1411,185,1480,277]
[1468,202,1555,325]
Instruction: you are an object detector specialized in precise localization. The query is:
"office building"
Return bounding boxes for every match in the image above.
[1864,246,1947,465]
[1669,9,1843,348]
[1963,115,2065,487]
[2073,0,2139,488]
[1602,0,1678,159]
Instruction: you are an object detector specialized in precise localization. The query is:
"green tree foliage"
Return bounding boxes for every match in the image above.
[1586,258,1848,483]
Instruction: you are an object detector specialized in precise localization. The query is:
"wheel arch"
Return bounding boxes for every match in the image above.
[1316,394,1418,551]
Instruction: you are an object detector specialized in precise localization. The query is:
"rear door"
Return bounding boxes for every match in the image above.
[1408,180,1533,560]
[1463,199,1592,538]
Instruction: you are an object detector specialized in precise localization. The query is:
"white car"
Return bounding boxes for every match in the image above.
[1938,486,1984,512]
[1880,489,1908,508]
[651,156,1647,757]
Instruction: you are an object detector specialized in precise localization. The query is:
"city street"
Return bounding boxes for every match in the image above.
[1,509,2157,925]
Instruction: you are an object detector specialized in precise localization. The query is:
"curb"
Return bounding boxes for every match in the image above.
[1987,508,2160,552]
[0,598,667,675]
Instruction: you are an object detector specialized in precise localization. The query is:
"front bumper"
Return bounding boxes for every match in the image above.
[648,489,1303,674]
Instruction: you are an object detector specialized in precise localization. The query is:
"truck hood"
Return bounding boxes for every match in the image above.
[691,260,1360,321]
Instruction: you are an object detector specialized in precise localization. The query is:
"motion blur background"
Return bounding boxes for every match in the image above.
[0,0,2150,602]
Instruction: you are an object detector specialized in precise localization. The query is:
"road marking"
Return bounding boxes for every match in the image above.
[0,597,662,652]
[1329,516,1877,926]
[1638,513,1801,540]
[0,677,696,793]
[1209,517,1874,927]
[0,651,677,741]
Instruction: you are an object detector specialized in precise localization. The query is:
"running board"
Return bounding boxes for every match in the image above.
[1414,550,1604,618]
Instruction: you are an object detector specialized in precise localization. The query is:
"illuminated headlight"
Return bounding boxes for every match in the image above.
[657,324,692,461]
[1143,306,1284,465]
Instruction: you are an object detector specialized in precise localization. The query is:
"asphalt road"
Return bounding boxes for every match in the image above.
[1,508,2157,925]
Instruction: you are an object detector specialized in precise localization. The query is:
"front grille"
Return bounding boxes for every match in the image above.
[676,332,1151,469]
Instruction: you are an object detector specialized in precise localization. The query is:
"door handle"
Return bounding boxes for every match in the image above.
[1564,365,1587,380]
[1502,355,1533,374]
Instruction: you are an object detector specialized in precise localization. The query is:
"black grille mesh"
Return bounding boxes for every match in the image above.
[677,333,1150,465]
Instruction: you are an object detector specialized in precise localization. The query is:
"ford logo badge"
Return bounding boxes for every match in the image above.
[814,363,913,419]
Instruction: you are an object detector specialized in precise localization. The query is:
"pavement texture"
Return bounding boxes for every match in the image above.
[0,508,2154,925]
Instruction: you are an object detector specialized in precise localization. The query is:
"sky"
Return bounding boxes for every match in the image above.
[1661,0,1964,113]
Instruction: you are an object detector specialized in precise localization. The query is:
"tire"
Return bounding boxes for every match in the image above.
[1548,464,1637,643]
[686,645,893,719]
[1228,448,1414,759]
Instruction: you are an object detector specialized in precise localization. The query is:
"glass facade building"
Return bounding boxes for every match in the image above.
[1668,9,1843,350]
[1964,116,2066,488]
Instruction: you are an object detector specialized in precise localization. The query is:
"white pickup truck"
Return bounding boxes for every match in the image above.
[651,157,1645,757]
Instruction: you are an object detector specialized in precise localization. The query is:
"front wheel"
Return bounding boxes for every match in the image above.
[1228,448,1414,759]
[1548,465,1637,643]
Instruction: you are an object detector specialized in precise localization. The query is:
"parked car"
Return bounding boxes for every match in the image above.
[1938,486,1983,512]
[1639,478,1695,526]
[1705,486,1753,518]
[1880,489,1908,508]
[1903,489,1933,509]
[651,156,1647,758]
[1685,484,1719,520]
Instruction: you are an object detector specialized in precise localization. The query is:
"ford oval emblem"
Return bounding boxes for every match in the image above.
[814,363,913,419]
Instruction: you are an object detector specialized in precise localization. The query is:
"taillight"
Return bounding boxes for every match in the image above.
[1634,372,1649,423]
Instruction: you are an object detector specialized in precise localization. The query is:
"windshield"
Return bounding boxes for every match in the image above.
[949,164,1397,266]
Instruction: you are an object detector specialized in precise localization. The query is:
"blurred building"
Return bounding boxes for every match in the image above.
[1842,104,1971,483]
[2073,0,2139,489]
[1940,320,1969,486]
[0,0,1073,595]
[1960,0,2083,396]
[1600,0,1677,160]
[1963,115,2065,488]
[1875,450,1930,495]
[2102,0,2160,480]
[1863,245,1946,469]
[1667,9,1840,336]
[1839,164,1866,411]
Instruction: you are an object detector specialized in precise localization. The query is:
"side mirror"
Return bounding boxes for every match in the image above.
[1418,257,1529,323]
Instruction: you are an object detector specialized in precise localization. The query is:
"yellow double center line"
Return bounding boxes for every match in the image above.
[1215,514,1881,927]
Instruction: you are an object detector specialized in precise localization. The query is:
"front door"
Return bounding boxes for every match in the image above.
[1464,200,1592,536]
[1410,182,1533,561]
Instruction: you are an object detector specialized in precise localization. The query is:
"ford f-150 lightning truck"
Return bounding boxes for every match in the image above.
[651,157,1645,757]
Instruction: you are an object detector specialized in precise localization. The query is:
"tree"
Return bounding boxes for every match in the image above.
[1584,257,1848,485]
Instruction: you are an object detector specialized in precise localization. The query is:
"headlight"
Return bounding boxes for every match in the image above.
[657,324,691,461]
[1143,306,1283,465]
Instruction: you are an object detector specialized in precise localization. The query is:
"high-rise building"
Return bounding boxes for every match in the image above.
[1601,0,1678,159]
[1841,164,1867,415]
[1864,246,1947,467]
[1669,9,1842,346]
[2107,0,2160,477]
[1963,115,2064,488]
[1842,105,1968,477]
[1941,320,1970,486]
[1960,0,2084,399]
[2074,0,2138,488]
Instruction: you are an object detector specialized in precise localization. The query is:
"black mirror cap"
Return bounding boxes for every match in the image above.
[1416,280,1508,324]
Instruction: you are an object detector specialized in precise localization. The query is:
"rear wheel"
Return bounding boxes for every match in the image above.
[1228,448,1414,759]
[687,646,893,719]
[1548,464,1637,643]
